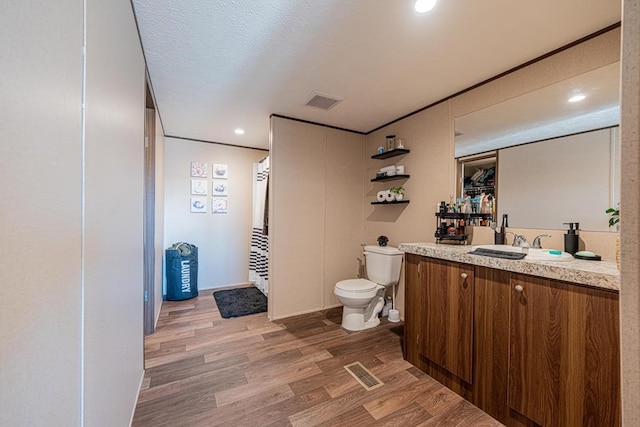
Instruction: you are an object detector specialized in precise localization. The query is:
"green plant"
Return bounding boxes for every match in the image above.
[606,205,620,228]
[390,186,404,195]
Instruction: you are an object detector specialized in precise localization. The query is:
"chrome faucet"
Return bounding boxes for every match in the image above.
[532,234,552,249]
[507,232,530,248]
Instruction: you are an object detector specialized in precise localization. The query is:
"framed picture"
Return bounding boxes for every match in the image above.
[191,162,208,178]
[212,163,228,179]
[190,197,207,213]
[191,179,208,195]
[212,179,228,196]
[212,197,228,214]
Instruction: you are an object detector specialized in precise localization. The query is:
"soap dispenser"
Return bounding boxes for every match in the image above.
[563,222,580,255]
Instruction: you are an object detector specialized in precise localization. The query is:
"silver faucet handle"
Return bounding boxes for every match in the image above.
[532,234,552,249]
[511,234,530,248]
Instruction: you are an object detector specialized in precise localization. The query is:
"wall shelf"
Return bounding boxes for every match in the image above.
[371,174,410,182]
[372,200,410,205]
[371,149,410,160]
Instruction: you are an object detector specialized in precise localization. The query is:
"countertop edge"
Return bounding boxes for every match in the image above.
[399,242,620,292]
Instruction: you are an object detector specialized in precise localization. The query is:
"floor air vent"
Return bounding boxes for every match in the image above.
[344,362,383,391]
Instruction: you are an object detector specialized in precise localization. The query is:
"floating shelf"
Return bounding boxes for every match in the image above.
[371,149,410,160]
[371,200,410,205]
[371,174,410,182]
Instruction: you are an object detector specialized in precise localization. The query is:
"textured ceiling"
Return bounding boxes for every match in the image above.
[132,0,621,150]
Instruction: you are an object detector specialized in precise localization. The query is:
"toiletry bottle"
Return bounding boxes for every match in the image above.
[495,213,508,244]
[563,222,580,255]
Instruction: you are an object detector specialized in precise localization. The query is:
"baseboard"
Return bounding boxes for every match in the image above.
[198,282,253,292]
[270,303,343,321]
[129,368,145,426]
[154,300,163,328]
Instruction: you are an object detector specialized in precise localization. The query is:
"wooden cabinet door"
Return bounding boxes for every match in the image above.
[403,254,422,366]
[421,258,474,383]
[508,274,620,427]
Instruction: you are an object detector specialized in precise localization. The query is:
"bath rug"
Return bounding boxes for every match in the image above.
[213,287,267,319]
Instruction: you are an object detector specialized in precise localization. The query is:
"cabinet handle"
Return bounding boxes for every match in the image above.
[515,284,524,293]
[461,272,468,279]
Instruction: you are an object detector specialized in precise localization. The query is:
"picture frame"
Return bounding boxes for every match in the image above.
[212,197,228,214]
[191,179,208,195]
[212,179,228,196]
[212,163,228,179]
[190,196,207,213]
[190,161,208,178]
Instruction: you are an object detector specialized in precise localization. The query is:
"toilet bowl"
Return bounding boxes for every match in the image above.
[335,279,385,331]
[334,245,403,332]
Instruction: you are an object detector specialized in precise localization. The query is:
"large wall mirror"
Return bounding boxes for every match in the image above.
[454,62,621,232]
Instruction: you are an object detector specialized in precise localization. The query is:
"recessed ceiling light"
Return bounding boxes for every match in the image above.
[568,94,586,103]
[234,128,245,135]
[415,0,438,13]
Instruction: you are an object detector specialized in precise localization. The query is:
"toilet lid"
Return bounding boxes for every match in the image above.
[336,279,378,293]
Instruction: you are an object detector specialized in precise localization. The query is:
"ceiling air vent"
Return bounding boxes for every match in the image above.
[305,91,343,111]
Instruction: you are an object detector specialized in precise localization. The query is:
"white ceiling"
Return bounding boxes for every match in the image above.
[132,0,621,150]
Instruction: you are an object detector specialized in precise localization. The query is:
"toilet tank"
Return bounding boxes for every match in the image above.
[364,245,403,286]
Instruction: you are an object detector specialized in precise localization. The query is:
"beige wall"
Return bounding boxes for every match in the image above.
[155,110,165,324]
[364,27,621,317]
[163,138,266,289]
[0,2,83,425]
[270,117,365,319]
[83,0,147,425]
[1,1,147,425]
[620,0,640,424]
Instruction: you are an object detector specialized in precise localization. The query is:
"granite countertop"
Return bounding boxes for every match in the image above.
[399,242,620,292]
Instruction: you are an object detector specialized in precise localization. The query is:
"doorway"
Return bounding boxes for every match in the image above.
[143,83,156,335]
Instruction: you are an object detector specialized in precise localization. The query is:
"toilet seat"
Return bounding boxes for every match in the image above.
[335,279,378,293]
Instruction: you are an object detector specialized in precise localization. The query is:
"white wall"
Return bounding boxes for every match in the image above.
[0,2,83,425]
[270,117,366,319]
[0,1,146,425]
[164,137,267,289]
[83,0,146,425]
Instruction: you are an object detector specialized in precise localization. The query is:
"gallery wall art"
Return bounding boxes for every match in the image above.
[189,162,229,213]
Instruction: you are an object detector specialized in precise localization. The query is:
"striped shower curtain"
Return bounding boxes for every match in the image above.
[249,157,269,296]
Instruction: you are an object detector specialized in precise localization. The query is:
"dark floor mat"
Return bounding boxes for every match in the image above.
[213,287,267,319]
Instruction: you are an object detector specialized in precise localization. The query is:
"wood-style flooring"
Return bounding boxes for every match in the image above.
[133,287,503,426]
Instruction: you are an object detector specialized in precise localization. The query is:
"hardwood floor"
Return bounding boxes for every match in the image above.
[133,288,503,426]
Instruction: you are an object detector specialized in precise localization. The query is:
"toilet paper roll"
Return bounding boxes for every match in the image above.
[384,190,395,202]
[377,191,386,202]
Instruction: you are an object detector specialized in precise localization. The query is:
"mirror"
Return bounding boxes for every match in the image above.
[454,62,621,231]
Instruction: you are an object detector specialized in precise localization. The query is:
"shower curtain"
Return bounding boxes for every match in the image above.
[249,156,269,296]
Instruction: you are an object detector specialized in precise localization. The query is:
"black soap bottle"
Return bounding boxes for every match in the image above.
[495,214,508,244]
[563,222,580,255]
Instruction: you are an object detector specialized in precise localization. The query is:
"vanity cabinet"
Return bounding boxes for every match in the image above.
[420,257,474,383]
[404,256,621,427]
[404,254,422,366]
[508,273,621,427]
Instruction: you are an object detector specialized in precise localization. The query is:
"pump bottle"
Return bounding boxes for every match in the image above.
[563,222,580,255]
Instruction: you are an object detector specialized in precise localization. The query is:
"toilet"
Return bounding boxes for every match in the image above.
[334,245,403,331]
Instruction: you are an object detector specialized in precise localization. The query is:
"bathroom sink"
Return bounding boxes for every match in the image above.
[525,248,574,262]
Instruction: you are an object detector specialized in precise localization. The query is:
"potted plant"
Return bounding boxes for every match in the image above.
[390,186,405,201]
[606,205,620,268]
